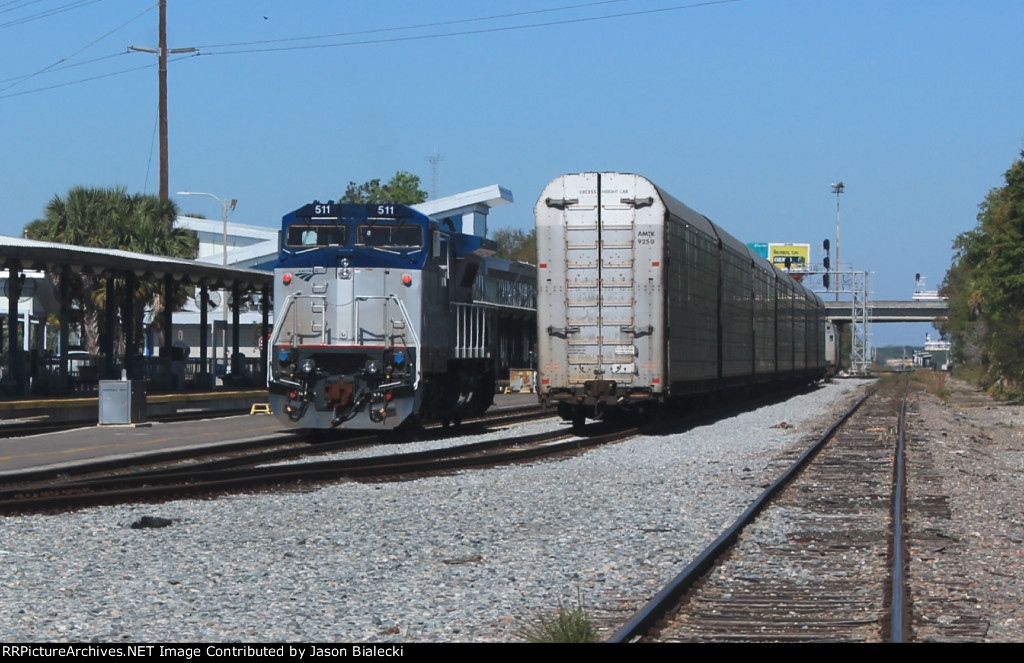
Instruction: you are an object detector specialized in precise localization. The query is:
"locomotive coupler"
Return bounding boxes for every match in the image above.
[367,392,389,423]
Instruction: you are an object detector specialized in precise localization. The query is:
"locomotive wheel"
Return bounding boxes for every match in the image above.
[571,408,586,433]
[440,415,461,429]
[388,414,423,442]
[471,372,496,415]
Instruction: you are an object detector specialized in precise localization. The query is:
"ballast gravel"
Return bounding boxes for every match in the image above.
[1,381,872,642]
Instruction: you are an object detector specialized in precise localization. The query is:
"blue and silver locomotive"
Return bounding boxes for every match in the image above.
[268,202,498,429]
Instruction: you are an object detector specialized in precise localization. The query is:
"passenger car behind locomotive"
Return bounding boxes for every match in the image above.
[535,172,827,428]
[268,202,498,429]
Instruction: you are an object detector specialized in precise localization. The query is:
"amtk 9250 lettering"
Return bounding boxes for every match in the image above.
[268,202,498,429]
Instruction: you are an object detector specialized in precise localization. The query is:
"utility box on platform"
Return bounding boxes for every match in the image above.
[99,380,146,425]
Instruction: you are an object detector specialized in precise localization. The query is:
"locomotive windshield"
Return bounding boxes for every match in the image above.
[356,224,422,249]
[285,225,348,248]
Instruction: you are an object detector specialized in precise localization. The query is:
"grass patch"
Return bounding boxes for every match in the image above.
[518,586,599,643]
[910,369,950,400]
[952,363,1024,402]
[878,369,952,400]
[952,362,989,386]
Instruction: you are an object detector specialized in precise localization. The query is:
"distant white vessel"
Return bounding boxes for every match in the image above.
[923,332,951,352]
[912,274,945,301]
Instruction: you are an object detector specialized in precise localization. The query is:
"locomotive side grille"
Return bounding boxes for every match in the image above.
[452,302,496,359]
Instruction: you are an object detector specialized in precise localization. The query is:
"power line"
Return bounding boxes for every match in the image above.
[0,0,745,100]
[0,2,155,94]
[0,51,124,85]
[0,0,48,16]
[193,0,628,49]
[0,53,195,99]
[1,1,619,94]
[0,0,103,30]
[199,1,744,57]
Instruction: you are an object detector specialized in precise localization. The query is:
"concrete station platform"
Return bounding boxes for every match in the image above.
[0,413,296,477]
[0,389,267,426]
[0,392,540,478]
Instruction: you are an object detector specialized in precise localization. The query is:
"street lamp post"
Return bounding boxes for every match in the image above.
[831,181,844,301]
[177,191,237,382]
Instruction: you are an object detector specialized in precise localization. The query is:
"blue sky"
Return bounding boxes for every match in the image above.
[2,0,1021,346]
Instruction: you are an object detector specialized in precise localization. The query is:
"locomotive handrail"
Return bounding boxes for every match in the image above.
[267,293,306,388]
[269,293,328,348]
[267,295,295,356]
[353,294,422,390]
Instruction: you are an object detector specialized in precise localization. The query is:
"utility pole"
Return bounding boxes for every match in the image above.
[158,0,168,200]
[129,1,196,200]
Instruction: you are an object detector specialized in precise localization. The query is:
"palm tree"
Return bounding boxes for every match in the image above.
[24,186,114,353]
[23,186,198,357]
[119,193,197,354]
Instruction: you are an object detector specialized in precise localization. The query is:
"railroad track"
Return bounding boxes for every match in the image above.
[0,406,624,515]
[0,386,830,516]
[0,404,552,487]
[610,378,915,643]
[903,378,995,641]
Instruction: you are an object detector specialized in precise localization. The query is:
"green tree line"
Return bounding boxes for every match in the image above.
[341,171,427,204]
[490,227,536,263]
[940,150,1024,395]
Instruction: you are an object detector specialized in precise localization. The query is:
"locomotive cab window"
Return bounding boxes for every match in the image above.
[285,225,348,248]
[357,224,422,249]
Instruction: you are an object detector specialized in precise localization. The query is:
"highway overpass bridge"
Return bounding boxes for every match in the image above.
[824,299,948,324]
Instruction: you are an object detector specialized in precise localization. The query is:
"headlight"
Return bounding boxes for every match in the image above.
[299,358,316,374]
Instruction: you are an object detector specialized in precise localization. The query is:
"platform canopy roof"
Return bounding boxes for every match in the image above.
[414,184,513,237]
[0,235,272,290]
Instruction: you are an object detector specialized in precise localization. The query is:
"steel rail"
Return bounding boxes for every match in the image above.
[0,405,549,488]
[608,389,875,643]
[890,381,910,642]
[0,422,636,514]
